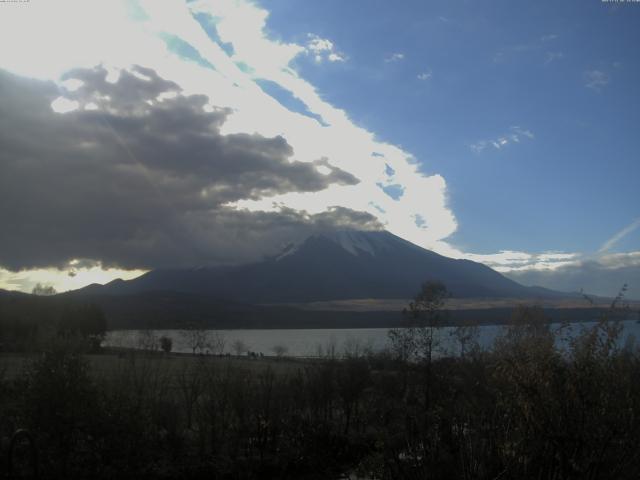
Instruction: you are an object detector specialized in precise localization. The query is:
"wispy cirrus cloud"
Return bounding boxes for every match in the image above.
[494,33,562,65]
[385,52,405,63]
[599,218,640,253]
[470,126,534,153]
[584,69,610,91]
[544,51,564,65]
[417,70,432,81]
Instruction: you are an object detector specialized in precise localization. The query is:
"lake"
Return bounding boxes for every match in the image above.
[104,318,640,358]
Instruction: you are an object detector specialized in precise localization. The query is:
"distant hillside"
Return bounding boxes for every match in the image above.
[64,290,617,330]
[0,289,106,350]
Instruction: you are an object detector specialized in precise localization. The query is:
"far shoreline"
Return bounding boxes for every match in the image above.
[105,305,635,331]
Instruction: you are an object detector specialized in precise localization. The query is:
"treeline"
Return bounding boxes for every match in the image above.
[0,292,106,351]
[1,304,640,478]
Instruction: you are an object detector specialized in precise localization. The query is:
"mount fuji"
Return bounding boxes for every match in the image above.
[80,230,561,303]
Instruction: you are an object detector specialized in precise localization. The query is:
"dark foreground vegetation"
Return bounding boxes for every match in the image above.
[0,285,639,478]
[0,291,106,353]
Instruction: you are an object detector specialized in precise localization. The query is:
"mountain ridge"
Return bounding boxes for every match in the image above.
[75,229,565,302]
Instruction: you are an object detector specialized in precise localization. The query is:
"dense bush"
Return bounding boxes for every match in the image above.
[0,305,639,478]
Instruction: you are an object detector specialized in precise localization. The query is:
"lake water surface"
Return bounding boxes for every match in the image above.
[104,319,640,357]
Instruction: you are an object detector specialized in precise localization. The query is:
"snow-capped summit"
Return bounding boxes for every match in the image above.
[91,229,562,303]
[315,230,389,256]
[275,229,420,261]
[316,230,409,256]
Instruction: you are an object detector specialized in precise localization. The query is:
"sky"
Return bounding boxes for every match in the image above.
[0,0,638,298]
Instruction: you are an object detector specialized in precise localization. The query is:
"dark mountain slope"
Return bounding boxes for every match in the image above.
[81,230,563,303]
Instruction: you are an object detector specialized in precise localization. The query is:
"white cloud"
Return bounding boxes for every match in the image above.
[385,52,405,63]
[584,69,610,90]
[470,126,534,153]
[494,35,561,65]
[537,252,579,263]
[459,250,579,273]
[0,0,165,80]
[417,71,432,81]
[305,34,346,63]
[598,251,640,269]
[177,1,460,250]
[544,51,564,65]
[599,218,640,253]
[50,97,80,114]
[506,250,640,299]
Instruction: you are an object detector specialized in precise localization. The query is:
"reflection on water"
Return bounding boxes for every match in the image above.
[104,319,640,358]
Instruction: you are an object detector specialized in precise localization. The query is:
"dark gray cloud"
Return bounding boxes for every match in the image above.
[0,66,375,271]
[506,256,640,300]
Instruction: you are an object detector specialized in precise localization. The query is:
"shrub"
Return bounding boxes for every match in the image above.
[159,335,173,354]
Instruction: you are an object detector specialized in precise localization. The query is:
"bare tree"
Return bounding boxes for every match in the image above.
[231,339,248,357]
[389,281,449,415]
[206,332,226,355]
[389,281,449,363]
[137,330,159,352]
[31,283,57,296]
[342,336,373,359]
[407,281,448,362]
[315,337,338,359]
[182,327,208,355]
[451,321,479,358]
[271,344,288,358]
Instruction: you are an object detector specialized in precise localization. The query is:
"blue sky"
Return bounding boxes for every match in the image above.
[259,0,640,255]
[0,0,638,297]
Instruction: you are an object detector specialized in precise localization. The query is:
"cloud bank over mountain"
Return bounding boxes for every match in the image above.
[0,66,378,271]
[507,253,640,300]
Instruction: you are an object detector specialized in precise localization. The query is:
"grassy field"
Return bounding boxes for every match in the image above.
[278,296,640,312]
[0,350,307,381]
